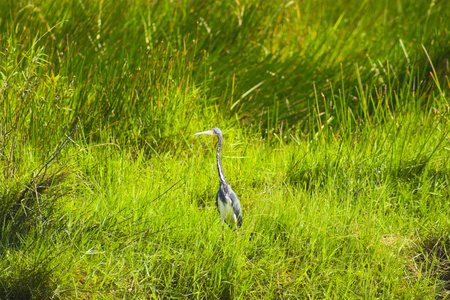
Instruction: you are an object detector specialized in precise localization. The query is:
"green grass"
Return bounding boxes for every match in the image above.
[1,0,449,298]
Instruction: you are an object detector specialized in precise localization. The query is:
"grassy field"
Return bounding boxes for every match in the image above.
[1,0,449,298]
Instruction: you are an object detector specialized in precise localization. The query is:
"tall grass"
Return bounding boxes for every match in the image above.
[1,0,449,298]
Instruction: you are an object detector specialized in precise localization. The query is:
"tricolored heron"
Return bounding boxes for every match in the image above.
[194,128,242,230]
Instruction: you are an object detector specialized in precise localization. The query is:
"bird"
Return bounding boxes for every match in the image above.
[194,127,242,230]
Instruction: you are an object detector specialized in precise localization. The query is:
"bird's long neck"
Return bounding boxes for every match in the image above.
[216,134,228,192]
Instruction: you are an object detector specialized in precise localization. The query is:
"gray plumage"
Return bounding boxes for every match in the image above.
[194,127,242,229]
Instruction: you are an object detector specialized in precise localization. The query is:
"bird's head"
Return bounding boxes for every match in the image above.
[194,127,223,137]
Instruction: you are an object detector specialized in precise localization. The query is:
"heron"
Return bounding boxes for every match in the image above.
[194,127,242,230]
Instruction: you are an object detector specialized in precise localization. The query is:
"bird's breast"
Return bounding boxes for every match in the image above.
[217,196,237,224]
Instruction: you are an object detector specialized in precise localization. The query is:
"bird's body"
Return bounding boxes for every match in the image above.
[216,183,242,228]
[194,127,242,229]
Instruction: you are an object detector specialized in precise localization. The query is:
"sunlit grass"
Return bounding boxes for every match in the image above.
[1,0,449,299]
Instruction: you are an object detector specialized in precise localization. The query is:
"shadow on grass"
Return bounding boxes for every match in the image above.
[0,170,69,299]
[286,158,449,195]
[0,171,69,246]
[414,234,450,299]
[0,257,57,300]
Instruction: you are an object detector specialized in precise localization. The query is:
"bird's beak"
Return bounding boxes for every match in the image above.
[194,130,214,136]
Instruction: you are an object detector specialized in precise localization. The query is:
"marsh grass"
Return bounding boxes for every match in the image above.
[1,0,450,298]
